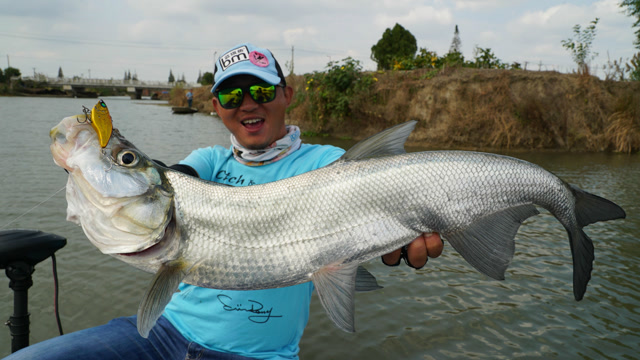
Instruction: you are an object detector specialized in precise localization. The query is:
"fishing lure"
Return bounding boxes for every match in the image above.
[88,99,113,148]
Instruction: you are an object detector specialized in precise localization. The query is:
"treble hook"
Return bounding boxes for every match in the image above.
[78,106,91,124]
[101,148,114,172]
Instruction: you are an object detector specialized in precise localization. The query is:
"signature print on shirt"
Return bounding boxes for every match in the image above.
[217,294,283,324]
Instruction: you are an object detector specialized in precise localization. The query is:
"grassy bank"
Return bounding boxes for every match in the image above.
[174,68,640,153]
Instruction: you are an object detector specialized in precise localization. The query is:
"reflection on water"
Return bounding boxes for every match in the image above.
[1,96,638,359]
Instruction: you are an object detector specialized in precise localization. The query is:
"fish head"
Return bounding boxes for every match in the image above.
[50,115,178,263]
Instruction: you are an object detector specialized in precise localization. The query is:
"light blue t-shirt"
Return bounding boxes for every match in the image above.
[162,143,345,359]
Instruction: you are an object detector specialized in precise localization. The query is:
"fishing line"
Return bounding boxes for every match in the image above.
[0,186,66,230]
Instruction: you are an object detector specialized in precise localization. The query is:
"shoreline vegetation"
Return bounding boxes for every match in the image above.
[170,68,640,154]
[3,67,638,153]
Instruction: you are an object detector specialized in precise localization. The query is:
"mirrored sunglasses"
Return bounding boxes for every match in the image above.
[216,83,283,109]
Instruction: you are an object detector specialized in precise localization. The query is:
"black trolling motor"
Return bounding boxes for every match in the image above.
[0,229,66,353]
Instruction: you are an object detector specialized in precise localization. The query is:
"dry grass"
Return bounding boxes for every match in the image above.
[605,94,640,153]
[180,69,640,153]
[283,68,640,153]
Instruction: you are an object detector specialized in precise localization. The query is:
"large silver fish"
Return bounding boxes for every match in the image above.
[50,113,625,338]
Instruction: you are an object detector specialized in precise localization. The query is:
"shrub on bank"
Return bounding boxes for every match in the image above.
[286,66,640,153]
[299,57,377,129]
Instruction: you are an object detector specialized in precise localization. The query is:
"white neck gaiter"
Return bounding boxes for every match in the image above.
[230,125,302,166]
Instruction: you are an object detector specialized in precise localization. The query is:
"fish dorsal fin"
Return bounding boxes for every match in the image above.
[137,262,186,338]
[311,262,361,332]
[445,204,539,281]
[337,120,417,162]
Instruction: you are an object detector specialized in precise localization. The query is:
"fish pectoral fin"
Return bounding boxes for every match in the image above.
[311,262,361,333]
[137,261,186,338]
[335,120,417,162]
[445,204,539,281]
[355,265,383,292]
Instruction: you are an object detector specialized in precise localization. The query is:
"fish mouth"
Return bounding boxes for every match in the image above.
[50,142,71,171]
[50,116,98,172]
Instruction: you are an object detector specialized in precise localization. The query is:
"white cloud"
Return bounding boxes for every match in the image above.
[375,6,453,27]
[477,30,499,43]
[0,0,635,80]
[517,4,585,28]
[455,0,516,10]
[283,28,319,46]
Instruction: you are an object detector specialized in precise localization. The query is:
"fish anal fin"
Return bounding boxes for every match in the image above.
[311,262,361,333]
[445,204,539,281]
[355,265,383,292]
[336,121,417,162]
[137,261,187,338]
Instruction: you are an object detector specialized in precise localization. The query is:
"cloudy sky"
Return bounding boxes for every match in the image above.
[0,0,636,83]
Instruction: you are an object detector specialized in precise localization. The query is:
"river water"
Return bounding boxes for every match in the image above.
[0,96,638,359]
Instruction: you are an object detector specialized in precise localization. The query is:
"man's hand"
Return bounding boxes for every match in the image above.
[382,233,443,269]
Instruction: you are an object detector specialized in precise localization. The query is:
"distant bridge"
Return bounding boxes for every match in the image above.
[20,76,200,99]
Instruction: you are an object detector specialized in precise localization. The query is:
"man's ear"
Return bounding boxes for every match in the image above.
[283,85,294,106]
[211,98,221,115]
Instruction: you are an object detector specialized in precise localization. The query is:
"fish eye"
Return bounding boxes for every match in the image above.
[117,150,139,166]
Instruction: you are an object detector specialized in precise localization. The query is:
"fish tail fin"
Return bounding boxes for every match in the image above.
[569,229,594,301]
[569,186,625,301]
[571,185,626,227]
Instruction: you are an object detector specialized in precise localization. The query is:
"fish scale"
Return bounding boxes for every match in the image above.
[168,151,554,289]
[49,115,626,337]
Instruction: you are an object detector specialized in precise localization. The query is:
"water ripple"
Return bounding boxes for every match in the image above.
[1,98,638,359]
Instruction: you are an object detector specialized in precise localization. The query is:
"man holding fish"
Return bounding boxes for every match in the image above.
[7,43,442,360]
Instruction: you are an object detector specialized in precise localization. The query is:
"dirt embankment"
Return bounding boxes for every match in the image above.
[174,68,640,153]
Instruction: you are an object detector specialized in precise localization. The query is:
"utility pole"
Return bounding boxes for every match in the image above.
[290,45,294,76]
[6,54,9,67]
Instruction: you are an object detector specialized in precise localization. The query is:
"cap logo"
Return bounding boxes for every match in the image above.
[249,51,269,67]
[219,45,250,71]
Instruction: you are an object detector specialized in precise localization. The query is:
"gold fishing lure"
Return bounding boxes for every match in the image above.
[91,99,113,148]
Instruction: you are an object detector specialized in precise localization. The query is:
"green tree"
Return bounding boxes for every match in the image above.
[200,71,214,85]
[561,18,599,73]
[441,51,465,68]
[621,0,640,49]
[0,68,4,83]
[370,23,417,70]
[168,69,175,83]
[303,57,376,124]
[473,47,504,69]
[3,67,21,80]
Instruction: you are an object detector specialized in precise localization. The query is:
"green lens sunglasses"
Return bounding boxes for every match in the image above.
[216,82,284,109]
